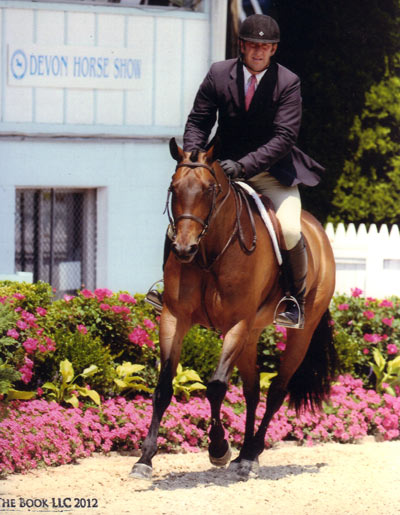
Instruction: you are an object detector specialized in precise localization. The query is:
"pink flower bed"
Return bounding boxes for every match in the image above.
[1,375,399,477]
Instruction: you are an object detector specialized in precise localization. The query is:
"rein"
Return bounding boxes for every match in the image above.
[231,182,257,254]
[164,161,257,271]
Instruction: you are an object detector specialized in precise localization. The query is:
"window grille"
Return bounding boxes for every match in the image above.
[15,189,97,298]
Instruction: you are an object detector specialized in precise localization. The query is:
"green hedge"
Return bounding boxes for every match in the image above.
[1,281,399,403]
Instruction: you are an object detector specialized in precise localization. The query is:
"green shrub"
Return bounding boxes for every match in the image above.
[133,293,160,322]
[0,297,57,392]
[330,290,400,388]
[331,327,362,377]
[257,325,284,374]
[128,294,160,387]
[180,326,223,383]
[43,289,158,363]
[2,279,399,399]
[0,285,161,396]
[0,283,55,388]
[0,303,21,366]
[41,289,160,393]
[0,281,53,312]
[0,359,21,396]
[44,295,128,358]
[36,330,116,397]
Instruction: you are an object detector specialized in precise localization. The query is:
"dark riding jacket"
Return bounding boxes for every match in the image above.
[183,58,324,187]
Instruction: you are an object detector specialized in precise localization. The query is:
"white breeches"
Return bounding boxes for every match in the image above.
[247,171,302,250]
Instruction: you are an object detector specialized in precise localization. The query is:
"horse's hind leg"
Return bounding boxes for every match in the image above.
[239,324,319,469]
[130,310,190,479]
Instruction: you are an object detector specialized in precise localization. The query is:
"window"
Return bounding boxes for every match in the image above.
[29,0,204,11]
[15,189,97,298]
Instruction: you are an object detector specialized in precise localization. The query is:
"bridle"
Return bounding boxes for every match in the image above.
[164,160,257,269]
[164,161,225,244]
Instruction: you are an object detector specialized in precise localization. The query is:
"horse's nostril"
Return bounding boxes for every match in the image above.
[171,241,198,261]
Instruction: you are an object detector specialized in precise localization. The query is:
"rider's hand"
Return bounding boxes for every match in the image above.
[219,160,245,180]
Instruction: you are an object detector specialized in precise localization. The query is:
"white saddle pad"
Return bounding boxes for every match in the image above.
[236,181,283,266]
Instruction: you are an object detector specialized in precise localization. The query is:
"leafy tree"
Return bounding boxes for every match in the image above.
[329,57,400,224]
[239,0,400,223]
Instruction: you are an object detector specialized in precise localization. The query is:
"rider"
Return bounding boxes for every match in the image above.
[146,14,324,329]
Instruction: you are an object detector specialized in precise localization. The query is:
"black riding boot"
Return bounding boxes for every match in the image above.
[275,235,307,329]
[144,231,172,314]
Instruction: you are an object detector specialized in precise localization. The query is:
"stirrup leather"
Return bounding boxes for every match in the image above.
[273,295,302,329]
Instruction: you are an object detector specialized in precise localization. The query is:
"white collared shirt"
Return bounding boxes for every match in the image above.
[243,66,268,94]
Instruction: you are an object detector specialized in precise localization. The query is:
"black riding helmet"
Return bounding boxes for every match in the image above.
[239,14,280,44]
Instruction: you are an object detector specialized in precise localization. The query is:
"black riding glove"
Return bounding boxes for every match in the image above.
[219,160,245,180]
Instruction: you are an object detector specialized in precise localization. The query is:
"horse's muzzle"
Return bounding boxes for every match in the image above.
[171,241,199,263]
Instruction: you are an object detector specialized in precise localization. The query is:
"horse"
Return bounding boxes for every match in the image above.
[131,138,336,480]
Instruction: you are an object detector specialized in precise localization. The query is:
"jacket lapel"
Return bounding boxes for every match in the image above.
[227,59,244,111]
[247,60,278,115]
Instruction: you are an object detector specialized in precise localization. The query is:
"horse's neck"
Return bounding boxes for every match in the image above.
[199,172,237,263]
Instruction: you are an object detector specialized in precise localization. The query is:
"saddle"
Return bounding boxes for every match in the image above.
[235,181,304,327]
[236,181,283,265]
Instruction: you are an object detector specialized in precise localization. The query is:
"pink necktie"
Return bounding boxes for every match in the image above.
[245,74,257,111]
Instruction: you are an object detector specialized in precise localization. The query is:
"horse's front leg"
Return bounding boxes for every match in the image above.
[130,309,190,479]
[206,320,250,467]
[227,328,262,475]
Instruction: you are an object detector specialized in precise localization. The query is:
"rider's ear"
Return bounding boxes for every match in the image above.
[169,138,184,162]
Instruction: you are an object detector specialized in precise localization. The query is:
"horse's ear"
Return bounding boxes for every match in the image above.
[205,136,221,163]
[169,138,184,162]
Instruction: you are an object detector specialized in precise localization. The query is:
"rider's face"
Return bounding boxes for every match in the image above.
[240,41,277,73]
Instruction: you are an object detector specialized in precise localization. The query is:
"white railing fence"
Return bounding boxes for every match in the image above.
[325,223,400,298]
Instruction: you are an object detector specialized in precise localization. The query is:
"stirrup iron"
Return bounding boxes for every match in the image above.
[144,280,164,314]
[273,295,302,329]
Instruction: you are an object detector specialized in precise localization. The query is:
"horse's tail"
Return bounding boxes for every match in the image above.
[287,309,337,413]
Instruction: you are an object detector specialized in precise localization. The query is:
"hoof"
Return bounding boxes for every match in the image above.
[226,458,242,478]
[209,441,232,467]
[237,459,259,480]
[227,459,241,473]
[129,463,153,480]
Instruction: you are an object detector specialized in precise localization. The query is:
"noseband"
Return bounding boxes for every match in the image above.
[164,161,224,244]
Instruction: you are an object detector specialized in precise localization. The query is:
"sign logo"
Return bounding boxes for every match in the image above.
[10,49,27,80]
[8,45,148,91]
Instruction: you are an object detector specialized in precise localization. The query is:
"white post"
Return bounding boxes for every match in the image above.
[210,0,228,63]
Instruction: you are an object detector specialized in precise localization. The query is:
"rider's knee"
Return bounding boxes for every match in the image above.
[281,227,301,250]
